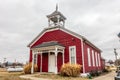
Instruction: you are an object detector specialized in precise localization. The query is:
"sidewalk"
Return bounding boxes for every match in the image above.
[20,74,51,80]
[92,71,116,80]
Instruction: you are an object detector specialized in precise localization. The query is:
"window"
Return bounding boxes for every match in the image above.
[92,50,95,66]
[34,54,37,64]
[98,53,101,66]
[87,48,91,66]
[95,52,98,67]
[69,46,76,64]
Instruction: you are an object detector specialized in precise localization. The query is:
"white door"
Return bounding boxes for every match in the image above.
[49,53,55,73]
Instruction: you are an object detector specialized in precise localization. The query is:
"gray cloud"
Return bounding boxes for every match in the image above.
[0,0,120,63]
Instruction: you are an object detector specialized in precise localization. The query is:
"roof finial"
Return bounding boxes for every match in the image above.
[56,4,58,11]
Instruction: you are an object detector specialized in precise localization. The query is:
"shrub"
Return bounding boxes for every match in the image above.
[102,68,109,73]
[60,63,82,77]
[24,62,38,74]
[90,70,101,77]
[89,70,96,77]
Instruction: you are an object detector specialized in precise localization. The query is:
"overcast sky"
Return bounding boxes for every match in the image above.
[0,0,120,63]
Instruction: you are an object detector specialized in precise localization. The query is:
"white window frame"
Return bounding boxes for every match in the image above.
[92,50,95,67]
[98,53,101,66]
[69,46,76,64]
[34,54,38,64]
[87,48,91,67]
[95,52,98,67]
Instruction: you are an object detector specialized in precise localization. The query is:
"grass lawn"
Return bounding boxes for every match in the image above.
[34,73,89,80]
[0,68,30,80]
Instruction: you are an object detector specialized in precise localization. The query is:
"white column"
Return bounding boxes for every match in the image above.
[62,49,64,64]
[57,15,60,26]
[63,21,65,27]
[31,51,34,74]
[55,47,58,74]
[81,39,85,73]
[40,52,42,72]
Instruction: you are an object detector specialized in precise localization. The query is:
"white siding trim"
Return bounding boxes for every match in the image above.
[87,48,91,66]
[81,40,85,73]
[95,52,98,67]
[92,50,95,67]
[69,46,76,64]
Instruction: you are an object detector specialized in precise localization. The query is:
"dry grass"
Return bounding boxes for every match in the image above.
[0,68,30,80]
[34,73,89,80]
[0,68,88,80]
[0,68,6,72]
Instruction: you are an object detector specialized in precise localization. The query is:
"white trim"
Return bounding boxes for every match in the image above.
[62,49,64,64]
[31,50,35,74]
[92,50,95,67]
[69,46,76,64]
[40,53,42,72]
[81,39,85,73]
[55,47,58,74]
[36,54,38,64]
[48,52,50,72]
[87,48,91,67]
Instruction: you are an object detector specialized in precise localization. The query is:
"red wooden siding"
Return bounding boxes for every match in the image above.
[57,52,63,72]
[29,50,32,62]
[83,42,102,72]
[37,54,41,72]
[42,53,48,72]
[30,30,82,72]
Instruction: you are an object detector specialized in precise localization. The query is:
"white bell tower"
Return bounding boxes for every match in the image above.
[47,5,66,27]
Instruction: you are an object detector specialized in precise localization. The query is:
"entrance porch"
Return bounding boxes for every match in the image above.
[31,41,65,74]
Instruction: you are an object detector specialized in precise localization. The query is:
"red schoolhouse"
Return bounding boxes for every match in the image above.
[28,7,103,74]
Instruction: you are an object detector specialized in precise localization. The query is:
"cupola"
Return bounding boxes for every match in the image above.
[47,5,66,27]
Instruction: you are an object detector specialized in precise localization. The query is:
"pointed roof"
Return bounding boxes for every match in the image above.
[47,5,66,20]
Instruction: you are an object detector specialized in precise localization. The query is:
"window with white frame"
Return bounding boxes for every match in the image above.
[87,48,91,66]
[98,53,101,66]
[92,50,95,66]
[95,52,98,66]
[34,54,37,64]
[69,46,76,64]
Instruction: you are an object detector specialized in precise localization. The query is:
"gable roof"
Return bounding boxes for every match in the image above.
[27,26,101,52]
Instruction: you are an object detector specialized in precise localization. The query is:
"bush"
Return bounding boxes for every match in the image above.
[60,63,82,77]
[24,62,38,74]
[90,70,101,77]
[102,68,109,73]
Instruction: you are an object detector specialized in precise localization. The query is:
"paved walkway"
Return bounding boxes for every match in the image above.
[92,71,116,80]
[20,74,50,80]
